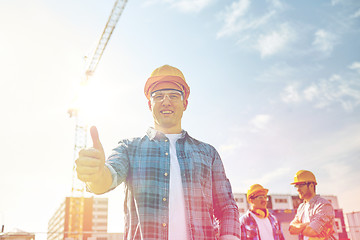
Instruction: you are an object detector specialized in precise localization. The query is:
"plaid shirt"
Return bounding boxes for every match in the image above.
[291,195,336,240]
[106,128,240,240]
[240,210,285,240]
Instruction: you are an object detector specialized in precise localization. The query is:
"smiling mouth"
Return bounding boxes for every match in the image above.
[161,110,173,114]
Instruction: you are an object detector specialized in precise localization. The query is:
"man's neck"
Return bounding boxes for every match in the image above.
[154,125,182,134]
[304,193,316,203]
[250,207,268,218]
[251,207,267,212]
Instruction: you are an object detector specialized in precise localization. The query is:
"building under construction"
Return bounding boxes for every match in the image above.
[47,197,108,240]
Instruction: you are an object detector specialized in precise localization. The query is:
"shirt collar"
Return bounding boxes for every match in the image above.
[146,127,188,141]
[307,194,320,205]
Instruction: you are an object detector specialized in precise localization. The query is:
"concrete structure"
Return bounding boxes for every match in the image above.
[347,211,360,240]
[234,193,348,240]
[47,197,108,240]
[87,233,124,240]
[0,228,35,240]
[233,193,247,215]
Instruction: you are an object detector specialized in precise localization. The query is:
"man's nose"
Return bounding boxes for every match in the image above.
[161,95,172,105]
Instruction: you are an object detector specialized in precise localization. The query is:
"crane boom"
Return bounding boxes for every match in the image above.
[85,0,128,79]
[67,1,128,239]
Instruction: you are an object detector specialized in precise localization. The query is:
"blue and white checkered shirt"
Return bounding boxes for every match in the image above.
[106,127,240,240]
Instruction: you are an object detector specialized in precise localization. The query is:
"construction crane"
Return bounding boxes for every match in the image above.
[67,0,128,239]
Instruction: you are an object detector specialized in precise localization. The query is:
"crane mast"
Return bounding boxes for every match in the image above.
[67,0,128,239]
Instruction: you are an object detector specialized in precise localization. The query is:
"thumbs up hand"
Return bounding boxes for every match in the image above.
[76,126,106,183]
[90,125,104,153]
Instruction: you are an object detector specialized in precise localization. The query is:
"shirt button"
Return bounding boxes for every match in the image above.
[164,172,168,176]
[162,223,167,227]
[165,152,169,156]
[163,198,167,202]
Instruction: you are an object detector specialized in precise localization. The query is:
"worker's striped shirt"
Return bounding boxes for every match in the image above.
[291,195,336,240]
[105,127,240,240]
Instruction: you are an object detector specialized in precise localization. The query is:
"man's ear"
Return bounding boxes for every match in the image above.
[183,100,188,111]
[148,100,152,111]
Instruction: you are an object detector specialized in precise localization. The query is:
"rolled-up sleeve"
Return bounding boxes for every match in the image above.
[212,150,240,238]
[106,141,130,190]
[309,202,335,234]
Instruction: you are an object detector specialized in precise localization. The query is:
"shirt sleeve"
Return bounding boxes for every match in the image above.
[106,141,130,189]
[290,203,303,225]
[105,163,118,190]
[220,235,240,240]
[211,148,240,238]
[239,216,248,240]
[309,201,335,234]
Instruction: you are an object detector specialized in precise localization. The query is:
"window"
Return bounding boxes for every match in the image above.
[94,222,107,226]
[275,198,288,203]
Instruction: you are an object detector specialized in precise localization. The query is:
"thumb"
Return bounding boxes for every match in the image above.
[90,126,104,152]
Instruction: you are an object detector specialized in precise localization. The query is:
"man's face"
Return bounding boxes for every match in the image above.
[148,90,187,133]
[250,195,268,210]
[294,183,313,200]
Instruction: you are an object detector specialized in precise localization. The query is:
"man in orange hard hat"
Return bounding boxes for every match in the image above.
[289,170,336,240]
[75,65,240,240]
[240,184,285,240]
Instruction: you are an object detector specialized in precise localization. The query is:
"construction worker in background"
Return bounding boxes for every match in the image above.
[240,184,285,240]
[75,65,240,240]
[289,170,336,240]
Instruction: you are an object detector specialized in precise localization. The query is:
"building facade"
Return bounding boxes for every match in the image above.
[48,197,108,240]
[347,211,360,240]
[0,228,35,240]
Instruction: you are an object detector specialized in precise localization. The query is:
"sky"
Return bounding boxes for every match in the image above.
[0,0,359,238]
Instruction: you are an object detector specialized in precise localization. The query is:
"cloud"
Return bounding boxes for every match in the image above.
[218,114,272,155]
[268,0,284,9]
[351,8,360,18]
[216,0,251,38]
[312,29,337,55]
[143,0,213,12]
[281,82,301,103]
[242,167,291,187]
[219,142,244,155]
[216,0,282,38]
[331,0,342,6]
[250,114,272,131]
[217,0,293,57]
[281,74,360,112]
[349,61,360,74]
[171,0,214,12]
[256,23,295,58]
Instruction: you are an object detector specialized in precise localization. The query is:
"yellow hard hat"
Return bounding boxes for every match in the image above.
[144,64,190,100]
[247,184,269,202]
[291,170,317,185]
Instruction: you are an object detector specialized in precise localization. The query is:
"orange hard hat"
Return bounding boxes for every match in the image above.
[247,184,269,202]
[144,65,190,100]
[291,170,317,185]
